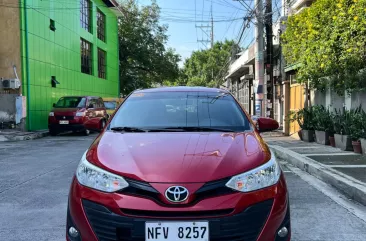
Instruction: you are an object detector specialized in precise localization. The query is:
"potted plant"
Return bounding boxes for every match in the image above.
[329,109,336,147]
[288,110,303,140]
[360,135,366,155]
[313,105,334,145]
[329,133,336,147]
[358,111,366,154]
[296,106,315,142]
[349,112,364,154]
[333,107,361,151]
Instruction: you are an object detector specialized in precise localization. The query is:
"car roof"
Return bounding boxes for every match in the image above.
[133,86,229,94]
[61,96,100,98]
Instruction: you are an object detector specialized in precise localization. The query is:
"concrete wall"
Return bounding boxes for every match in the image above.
[312,89,366,111]
[351,92,366,111]
[0,94,16,122]
[0,0,22,126]
[0,0,22,89]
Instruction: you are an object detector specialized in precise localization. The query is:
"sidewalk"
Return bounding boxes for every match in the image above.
[0,129,49,142]
[264,135,366,206]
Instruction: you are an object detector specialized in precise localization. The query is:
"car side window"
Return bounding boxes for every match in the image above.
[95,99,101,108]
[98,98,105,108]
[88,98,96,108]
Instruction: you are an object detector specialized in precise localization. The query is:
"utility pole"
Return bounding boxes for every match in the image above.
[196,4,214,49]
[211,4,214,81]
[265,0,274,118]
[197,3,214,81]
[254,0,265,117]
[210,4,214,49]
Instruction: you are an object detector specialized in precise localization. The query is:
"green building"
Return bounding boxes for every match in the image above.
[0,0,120,131]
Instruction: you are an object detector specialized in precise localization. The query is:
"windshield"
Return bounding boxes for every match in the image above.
[110,91,251,132]
[104,101,117,110]
[55,97,86,108]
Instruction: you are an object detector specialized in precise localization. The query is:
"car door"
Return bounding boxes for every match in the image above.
[98,98,107,119]
[84,98,100,130]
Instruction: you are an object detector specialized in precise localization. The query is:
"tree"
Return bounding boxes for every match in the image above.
[173,40,237,87]
[281,0,366,95]
[118,0,181,95]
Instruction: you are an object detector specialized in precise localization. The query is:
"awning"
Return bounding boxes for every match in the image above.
[103,0,123,16]
[284,62,302,72]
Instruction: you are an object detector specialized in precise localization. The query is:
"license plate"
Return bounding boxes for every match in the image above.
[145,222,209,241]
[59,120,69,124]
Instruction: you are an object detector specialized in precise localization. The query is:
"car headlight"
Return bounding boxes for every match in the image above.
[226,151,281,192]
[49,112,54,116]
[76,151,129,192]
[75,112,85,117]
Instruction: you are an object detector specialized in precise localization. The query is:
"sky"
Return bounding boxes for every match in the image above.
[137,0,257,65]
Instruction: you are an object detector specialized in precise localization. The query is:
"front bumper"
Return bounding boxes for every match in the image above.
[49,124,86,132]
[67,175,290,241]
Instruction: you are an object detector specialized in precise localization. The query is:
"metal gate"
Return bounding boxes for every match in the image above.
[242,80,250,113]
[289,83,305,135]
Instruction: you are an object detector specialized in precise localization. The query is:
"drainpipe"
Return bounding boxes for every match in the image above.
[117,17,120,97]
[22,0,31,130]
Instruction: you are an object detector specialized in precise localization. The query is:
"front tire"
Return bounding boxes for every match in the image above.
[100,120,106,131]
[49,129,58,136]
[83,129,90,136]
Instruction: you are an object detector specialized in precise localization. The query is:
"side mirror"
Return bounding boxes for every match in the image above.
[88,104,94,109]
[256,117,279,133]
[53,103,56,107]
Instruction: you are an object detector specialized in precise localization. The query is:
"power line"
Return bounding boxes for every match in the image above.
[221,9,240,41]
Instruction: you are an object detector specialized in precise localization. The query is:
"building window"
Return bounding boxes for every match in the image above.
[50,19,56,31]
[80,0,92,33]
[98,48,106,79]
[97,9,106,41]
[81,39,92,75]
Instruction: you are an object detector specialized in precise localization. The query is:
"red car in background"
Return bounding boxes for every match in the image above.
[48,96,108,136]
[66,87,290,241]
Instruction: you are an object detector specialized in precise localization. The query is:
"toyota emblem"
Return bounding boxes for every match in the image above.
[63,116,66,119]
[165,186,189,203]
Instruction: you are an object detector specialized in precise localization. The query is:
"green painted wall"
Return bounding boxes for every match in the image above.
[20,0,119,130]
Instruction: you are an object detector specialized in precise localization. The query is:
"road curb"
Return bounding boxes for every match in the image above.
[0,130,49,142]
[270,145,366,206]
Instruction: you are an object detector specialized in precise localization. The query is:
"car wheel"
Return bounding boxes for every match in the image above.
[83,129,90,136]
[100,120,106,131]
[49,129,58,136]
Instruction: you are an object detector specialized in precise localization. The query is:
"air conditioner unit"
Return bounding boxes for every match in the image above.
[2,79,21,89]
[274,68,281,77]
[241,74,254,80]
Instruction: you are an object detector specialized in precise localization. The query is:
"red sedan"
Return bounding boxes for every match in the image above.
[66,87,290,241]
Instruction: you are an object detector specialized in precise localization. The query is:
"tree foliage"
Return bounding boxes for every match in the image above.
[281,0,366,95]
[165,40,237,87]
[118,0,181,95]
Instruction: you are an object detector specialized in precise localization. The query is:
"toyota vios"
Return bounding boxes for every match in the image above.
[67,87,290,241]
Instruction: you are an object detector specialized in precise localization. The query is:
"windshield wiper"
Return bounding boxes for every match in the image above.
[110,126,147,132]
[156,127,235,132]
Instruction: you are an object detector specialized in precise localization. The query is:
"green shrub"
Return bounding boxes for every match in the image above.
[312,105,334,134]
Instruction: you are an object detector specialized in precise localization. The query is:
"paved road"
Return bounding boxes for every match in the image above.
[0,135,366,241]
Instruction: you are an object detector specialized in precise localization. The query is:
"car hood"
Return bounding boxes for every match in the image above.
[87,131,270,183]
[52,108,82,114]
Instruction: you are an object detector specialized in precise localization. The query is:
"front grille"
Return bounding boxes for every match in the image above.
[120,178,237,207]
[195,177,237,199]
[55,115,74,120]
[83,199,273,241]
[121,208,234,218]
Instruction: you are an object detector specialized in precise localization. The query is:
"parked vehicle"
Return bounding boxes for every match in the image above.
[102,97,124,118]
[48,96,108,136]
[66,87,290,241]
